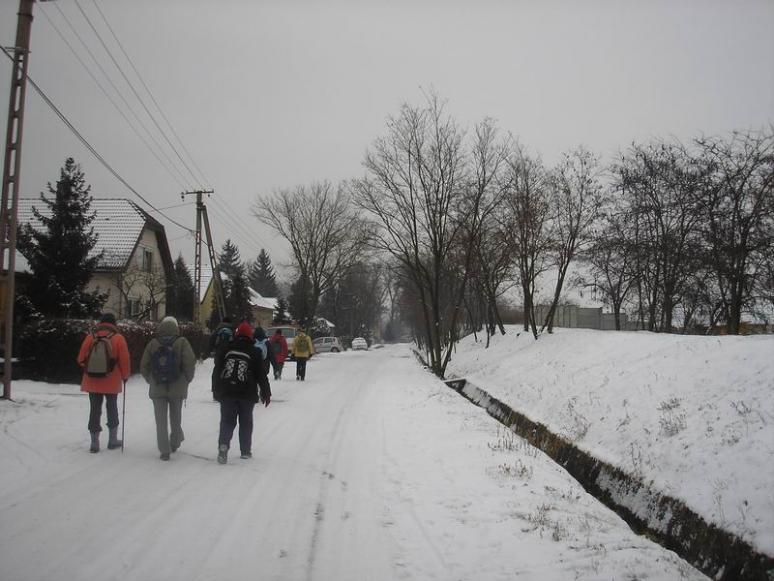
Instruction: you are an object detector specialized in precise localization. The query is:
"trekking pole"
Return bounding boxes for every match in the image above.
[121,380,127,453]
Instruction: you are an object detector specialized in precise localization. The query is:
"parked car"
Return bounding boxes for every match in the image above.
[351,337,368,351]
[313,336,342,353]
[266,326,299,358]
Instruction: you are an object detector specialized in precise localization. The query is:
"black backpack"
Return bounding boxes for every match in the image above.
[152,336,180,384]
[220,349,253,389]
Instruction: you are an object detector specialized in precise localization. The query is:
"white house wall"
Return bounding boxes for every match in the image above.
[85,226,167,321]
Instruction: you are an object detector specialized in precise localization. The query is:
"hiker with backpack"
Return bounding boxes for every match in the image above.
[140,316,197,461]
[291,329,314,381]
[253,326,275,379]
[206,317,234,400]
[76,313,131,453]
[213,321,271,464]
[268,328,288,380]
[204,316,234,359]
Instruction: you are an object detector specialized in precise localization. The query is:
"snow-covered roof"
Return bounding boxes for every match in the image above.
[199,271,277,312]
[249,288,277,311]
[17,197,169,272]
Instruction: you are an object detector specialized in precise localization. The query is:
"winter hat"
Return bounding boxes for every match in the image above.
[158,316,180,337]
[100,312,117,325]
[235,321,253,338]
[253,326,266,340]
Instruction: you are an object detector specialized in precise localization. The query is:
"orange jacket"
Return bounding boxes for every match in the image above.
[77,323,131,394]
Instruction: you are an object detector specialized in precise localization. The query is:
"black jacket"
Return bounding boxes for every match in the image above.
[213,336,271,403]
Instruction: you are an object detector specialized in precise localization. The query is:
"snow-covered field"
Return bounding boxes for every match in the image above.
[446,327,774,557]
[0,344,707,580]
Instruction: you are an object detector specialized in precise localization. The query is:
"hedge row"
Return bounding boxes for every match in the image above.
[15,319,208,384]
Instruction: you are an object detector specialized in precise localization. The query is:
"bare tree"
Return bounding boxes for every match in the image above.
[696,129,774,334]
[353,93,487,377]
[502,144,551,340]
[617,140,705,331]
[254,181,366,325]
[541,146,606,333]
[580,206,638,330]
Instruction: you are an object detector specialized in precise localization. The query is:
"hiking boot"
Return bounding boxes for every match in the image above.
[160,453,170,461]
[107,427,122,450]
[89,432,100,453]
[217,444,228,464]
[240,451,252,459]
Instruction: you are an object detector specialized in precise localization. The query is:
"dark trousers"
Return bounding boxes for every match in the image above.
[219,398,255,454]
[296,358,308,380]
[88,392,119,433]
[273,361,284,379]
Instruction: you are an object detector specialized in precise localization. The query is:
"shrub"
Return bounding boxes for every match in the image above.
[15,318,207,384]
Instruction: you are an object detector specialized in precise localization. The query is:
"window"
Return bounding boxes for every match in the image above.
[142,248,153,272]
[127,298,142,317]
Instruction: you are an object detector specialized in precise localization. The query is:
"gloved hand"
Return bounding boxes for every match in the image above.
[263,393,271,407]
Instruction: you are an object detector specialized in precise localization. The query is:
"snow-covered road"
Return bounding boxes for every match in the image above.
[0,344,706,580]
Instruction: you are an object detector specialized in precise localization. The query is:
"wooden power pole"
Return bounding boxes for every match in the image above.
[181,190,225,326]
[1,0,37,400]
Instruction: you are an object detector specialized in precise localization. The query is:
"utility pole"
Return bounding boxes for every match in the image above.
[0,0,39,400]
[181,190,225,327]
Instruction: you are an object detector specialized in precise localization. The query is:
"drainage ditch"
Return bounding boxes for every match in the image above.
[443,377,774,581]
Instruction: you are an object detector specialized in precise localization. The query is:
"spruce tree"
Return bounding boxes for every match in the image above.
[167,254,195,321]
[248,249,279,297]
[218,240,251,321]
[289,273,314,328]
[218,239,241,279]
[273,295,292,324]
[17,158,105,317]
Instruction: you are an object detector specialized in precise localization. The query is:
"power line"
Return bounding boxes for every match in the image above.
[88,0,212,189]
[206,199,272,258]
[39,4,192,192]
[73,0,204,189]
[1,47,194,235]
[48,2,195,190]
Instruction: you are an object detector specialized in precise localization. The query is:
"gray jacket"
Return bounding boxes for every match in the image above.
[140,317,196,399]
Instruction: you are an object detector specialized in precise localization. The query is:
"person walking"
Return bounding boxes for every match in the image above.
[291,329,314,381]
[204,316,234,359]
[253,326,275,380]
[268,328,288,380]
[76,313,131,453]
[205,317,234,400]
[140,316,197,461]
[213,321,271,464]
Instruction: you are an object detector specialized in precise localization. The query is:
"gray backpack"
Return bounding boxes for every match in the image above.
[85,331,116,377]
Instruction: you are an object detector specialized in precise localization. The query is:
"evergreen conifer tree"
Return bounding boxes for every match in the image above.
[17,158,105,317]
[167,253,195,321]
[248,249,279,297]
[289,273,314,328]
[218,240,251,321]
[273,295,292,324]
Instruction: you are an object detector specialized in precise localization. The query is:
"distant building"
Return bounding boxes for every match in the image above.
[16,198,173,321]
[198,272,277,329]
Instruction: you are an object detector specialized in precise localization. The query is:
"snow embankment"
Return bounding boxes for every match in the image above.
[445,327,774,557]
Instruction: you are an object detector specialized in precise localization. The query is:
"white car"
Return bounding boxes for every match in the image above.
[313,336,342,353]
[351,337,368,351]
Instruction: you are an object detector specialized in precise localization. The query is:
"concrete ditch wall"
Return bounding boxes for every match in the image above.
[443,377,774,581]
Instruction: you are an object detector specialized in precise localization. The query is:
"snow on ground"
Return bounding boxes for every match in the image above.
[1,345,707,580]
[446,326,774,557]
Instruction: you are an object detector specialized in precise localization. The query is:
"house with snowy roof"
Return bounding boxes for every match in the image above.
[198,271,277,329]
[16,198,174,321]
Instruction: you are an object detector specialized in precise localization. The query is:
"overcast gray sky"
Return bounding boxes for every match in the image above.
[2,0,773,280]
